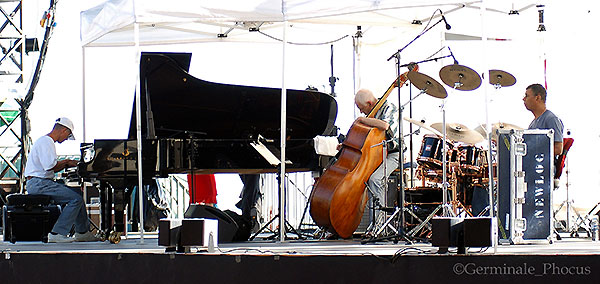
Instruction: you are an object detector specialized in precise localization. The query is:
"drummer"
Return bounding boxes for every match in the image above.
[523,83,564,156]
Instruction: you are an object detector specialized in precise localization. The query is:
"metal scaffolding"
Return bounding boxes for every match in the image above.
[0,0,25,83]
[0,0,26,194]
[0,0,53,194]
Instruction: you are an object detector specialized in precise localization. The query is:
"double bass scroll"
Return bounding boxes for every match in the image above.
[309,64,418,238]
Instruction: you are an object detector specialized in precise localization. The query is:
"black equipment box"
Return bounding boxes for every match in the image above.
[2,194,61,243]
[497,129,554,244]
[431,217,493,253]
[159,218,218,252]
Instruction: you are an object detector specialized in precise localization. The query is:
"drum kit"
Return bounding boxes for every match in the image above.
[399,63,522,236]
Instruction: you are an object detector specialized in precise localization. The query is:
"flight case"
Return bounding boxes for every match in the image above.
[496,129,554,244]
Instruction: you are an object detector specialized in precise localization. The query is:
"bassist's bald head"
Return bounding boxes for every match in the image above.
[355,89,377,115]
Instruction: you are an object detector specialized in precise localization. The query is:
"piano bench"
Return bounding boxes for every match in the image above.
[2,193,61,243]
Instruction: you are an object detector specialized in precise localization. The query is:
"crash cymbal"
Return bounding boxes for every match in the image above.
[431,122,485,144]
[407,71,448,98]
[439,64,482,91]
[474,122,523,141]
[489,70,516,87]
[403,117,443,136]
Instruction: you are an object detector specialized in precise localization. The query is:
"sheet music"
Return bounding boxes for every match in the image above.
[250,141,286,167]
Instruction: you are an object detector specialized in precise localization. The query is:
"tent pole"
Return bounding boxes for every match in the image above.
[81,45,88,220]
[278,19,288,242]
[82,46,87,143]
[134,22,145,244]
[480,0,496,253]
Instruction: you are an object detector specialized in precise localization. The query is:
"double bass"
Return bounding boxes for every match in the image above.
[309,65,417,238]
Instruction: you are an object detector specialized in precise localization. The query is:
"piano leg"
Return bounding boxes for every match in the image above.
[99,181,125,244]
[99,181,112,234]
[113,186,126,233]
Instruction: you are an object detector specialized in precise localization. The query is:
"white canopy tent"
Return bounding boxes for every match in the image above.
[79,0,543,242]
[80,0,493,47]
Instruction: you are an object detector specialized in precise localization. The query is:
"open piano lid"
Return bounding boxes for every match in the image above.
[129,52,338,140]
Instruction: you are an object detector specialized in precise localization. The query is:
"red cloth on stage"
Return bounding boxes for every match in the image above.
[187,174,217,204]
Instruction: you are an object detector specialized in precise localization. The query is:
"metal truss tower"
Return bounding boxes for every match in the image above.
[0,0,27,194]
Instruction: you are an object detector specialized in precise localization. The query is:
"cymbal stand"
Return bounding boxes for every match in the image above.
[401,89,428,108]
[440,81,470,217]
[386,9,450,242]
[406,204,443,238]
[440,98,454,217]
[552,156,585,236]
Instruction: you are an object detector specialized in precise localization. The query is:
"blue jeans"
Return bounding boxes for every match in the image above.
[367,152,400,227]
[26,177,90,236]
[367,152,400,205]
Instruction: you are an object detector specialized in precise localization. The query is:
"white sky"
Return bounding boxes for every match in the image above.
[2,1,600,213]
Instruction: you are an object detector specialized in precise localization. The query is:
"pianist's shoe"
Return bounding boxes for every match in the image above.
[74,231,102,242]
[47,232,74,243]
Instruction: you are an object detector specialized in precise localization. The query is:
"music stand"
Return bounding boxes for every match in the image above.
[247,136,304,241]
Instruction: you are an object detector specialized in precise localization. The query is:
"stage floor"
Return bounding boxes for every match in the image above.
[1,232,599,255]
[1,233,600,283]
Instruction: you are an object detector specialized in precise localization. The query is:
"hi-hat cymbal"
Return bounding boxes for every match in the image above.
[439,64,482,91]
[489,70,516,87]
[403,117,443,136]
[474,122,523,141]
[407,71,448,98]
[431,122,485,144]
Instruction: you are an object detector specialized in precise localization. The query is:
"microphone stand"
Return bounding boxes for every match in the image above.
[385,16,448,243]
[387,18,447,62]
[398,54,453,68]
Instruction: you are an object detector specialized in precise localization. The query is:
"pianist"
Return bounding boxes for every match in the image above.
[24,117,100,243]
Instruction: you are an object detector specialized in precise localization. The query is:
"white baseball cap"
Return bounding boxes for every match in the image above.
[55,117,75,140]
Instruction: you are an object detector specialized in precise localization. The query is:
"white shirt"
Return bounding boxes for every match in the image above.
[24,135,57,179]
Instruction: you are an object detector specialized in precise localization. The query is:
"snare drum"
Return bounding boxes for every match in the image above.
[417,135,453,169]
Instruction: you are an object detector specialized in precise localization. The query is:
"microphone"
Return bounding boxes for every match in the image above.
[441,13,451,30]
[448,46,458,64]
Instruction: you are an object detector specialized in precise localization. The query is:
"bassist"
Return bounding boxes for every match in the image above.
[354,89,403,228]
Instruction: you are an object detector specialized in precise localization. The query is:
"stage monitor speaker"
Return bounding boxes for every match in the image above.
[159,218,218,252]
[184,204,241,243]
[431,217,492,254]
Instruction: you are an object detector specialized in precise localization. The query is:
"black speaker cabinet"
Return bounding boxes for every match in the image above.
[2,194,61,243]
[431,217,492,254]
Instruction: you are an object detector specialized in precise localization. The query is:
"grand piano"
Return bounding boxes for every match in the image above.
[77,52,338,241]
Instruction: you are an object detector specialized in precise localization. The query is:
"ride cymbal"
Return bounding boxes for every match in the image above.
[407,71,448,98]
[403,117,443,136]
[439,64,482,91]
[489,70,516,87]
[431,122,485,144]
[474,122,523,141]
